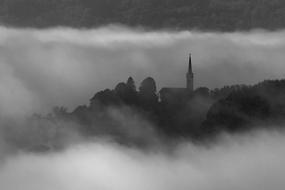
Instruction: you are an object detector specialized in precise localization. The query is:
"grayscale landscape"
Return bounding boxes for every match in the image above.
[0,1,285,190]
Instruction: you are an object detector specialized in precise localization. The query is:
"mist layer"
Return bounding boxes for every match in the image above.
[0,27,285,116]
[0,130,284,190]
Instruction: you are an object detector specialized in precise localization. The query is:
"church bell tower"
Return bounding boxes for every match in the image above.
[186,53,194,91]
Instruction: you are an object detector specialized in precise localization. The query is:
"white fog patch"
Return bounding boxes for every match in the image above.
[0,130,285,190]
[0,26,285,116]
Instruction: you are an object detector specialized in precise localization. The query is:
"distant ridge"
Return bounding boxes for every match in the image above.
[0,0,285,31]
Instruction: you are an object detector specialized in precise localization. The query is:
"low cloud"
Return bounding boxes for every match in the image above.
[0,130,285,190]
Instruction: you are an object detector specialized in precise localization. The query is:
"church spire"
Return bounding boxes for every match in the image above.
[188,53,192,73]
[186,53,194,91]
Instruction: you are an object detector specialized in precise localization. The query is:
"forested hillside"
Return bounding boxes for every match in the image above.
[0,0,284,30]
[17,77,285,150]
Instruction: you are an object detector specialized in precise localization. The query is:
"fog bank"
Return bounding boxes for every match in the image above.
[0,130,285,190]
[0,26,285,116]
[0,26,284,189]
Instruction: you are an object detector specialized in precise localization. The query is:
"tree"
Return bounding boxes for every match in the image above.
[139,77,157,94]
[138,77,159,110]
[52,106,68,118]
[125,77,138,105]
[126,77,136,91]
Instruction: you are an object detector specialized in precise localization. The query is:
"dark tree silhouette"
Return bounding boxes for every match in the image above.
[139,77,157,94]
[115,82,128,102]
[90,89,120,108]
[31,78,285,146]
[126,77,136,91]
[138,77,159,111]
[202,81,285,135]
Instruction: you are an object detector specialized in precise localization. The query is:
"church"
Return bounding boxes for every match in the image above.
[159,54,194,102]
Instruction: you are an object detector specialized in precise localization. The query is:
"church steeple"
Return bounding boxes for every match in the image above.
[188,53,192,73]
[186,53,194,91]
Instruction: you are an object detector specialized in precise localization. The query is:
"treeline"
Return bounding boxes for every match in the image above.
[204,80,285,135]
[0,0,285,31]
[8,77,285,151]
[27,77,285,145]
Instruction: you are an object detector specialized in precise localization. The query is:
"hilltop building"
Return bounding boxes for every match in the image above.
[160,54,194,102]
[186,54,194,91]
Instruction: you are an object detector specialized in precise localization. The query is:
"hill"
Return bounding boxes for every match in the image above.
[32,78,285,142]
[0,0,285,31]
[6,77,285,151]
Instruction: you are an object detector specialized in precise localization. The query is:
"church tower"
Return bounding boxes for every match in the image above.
[186,53,194,91]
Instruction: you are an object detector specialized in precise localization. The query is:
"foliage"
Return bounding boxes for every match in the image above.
[203,80,285,135]
[26,77,285,146]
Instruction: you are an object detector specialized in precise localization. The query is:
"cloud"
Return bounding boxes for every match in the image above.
[0,130,285,190]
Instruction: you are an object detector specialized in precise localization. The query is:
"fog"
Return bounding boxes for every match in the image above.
[1,26,285,116]
[1,26,285,189]
[0,130,285,190]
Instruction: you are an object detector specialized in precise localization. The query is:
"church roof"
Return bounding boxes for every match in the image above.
[159,87,186,94]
